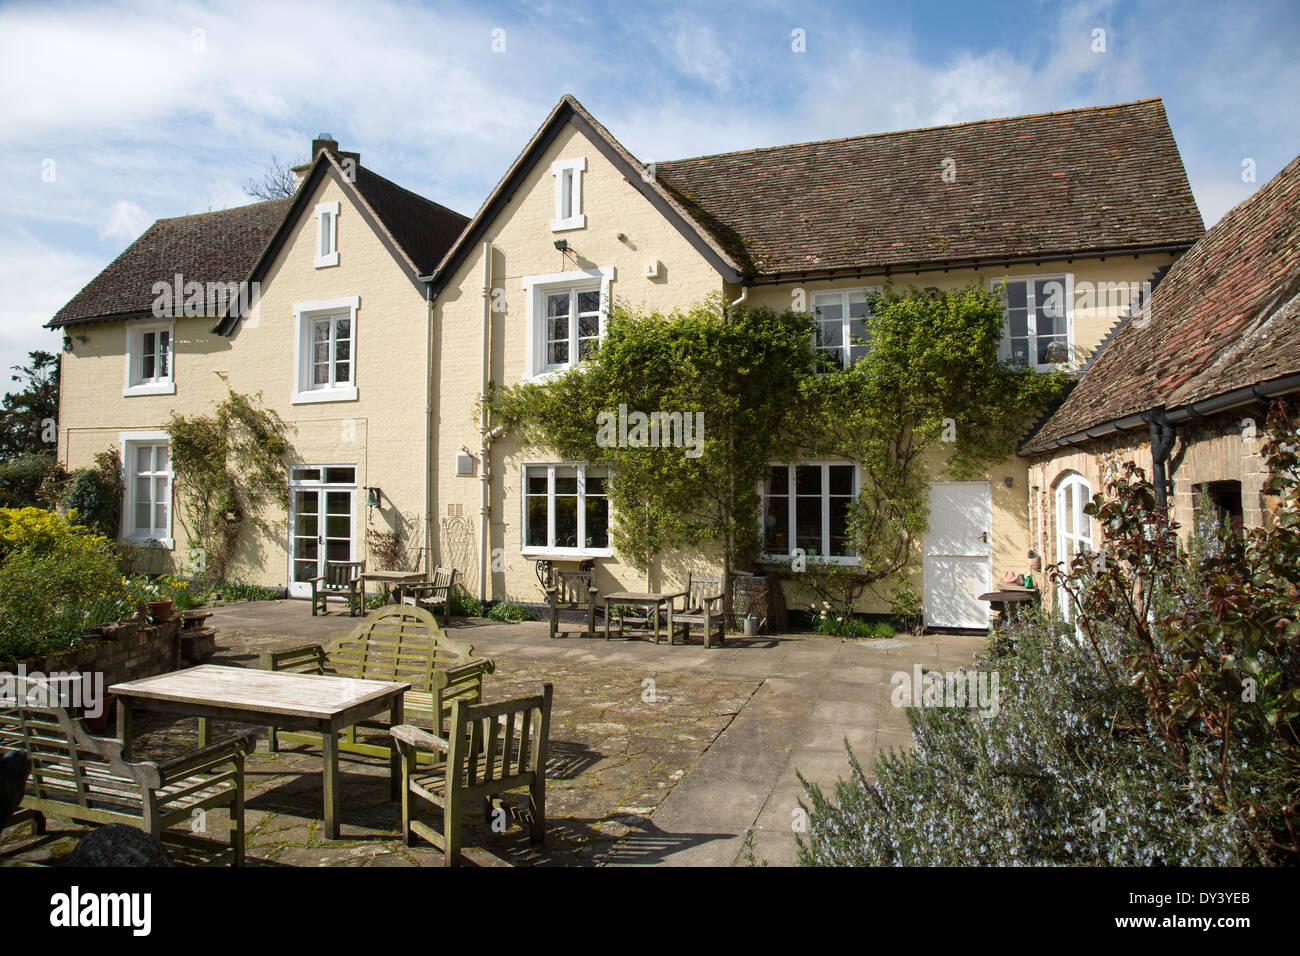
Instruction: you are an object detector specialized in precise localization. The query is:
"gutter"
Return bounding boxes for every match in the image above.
[742,242,1195,288]
[1021,371,1300,455]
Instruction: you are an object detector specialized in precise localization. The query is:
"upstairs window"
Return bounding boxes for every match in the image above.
[293,296,359,403]
[314,201,339,267]
[523,268,613,379]
[812,289,875,369]
[551,157,586,231]
[124,321,175,396]
[994,275,1072,370]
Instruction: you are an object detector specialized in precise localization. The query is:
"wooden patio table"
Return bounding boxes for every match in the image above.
[111,665,410,839]
[603,591,687,644]
[358,568,426,606]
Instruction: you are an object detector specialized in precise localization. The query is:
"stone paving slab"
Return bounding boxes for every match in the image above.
[2,599,986,867]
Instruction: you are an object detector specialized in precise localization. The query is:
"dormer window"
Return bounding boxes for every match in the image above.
[551,157,586,231]
[315,201,339,267]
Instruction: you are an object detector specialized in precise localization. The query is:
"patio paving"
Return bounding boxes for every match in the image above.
[1,598,985,867]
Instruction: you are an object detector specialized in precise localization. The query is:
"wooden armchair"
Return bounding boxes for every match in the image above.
[0,675,254,864]
[265,604,494,759]
[546,569,600,639]
[669,572,727,648]
[398,565,458,626]
[311,560,365,616]
[391,683,552,866]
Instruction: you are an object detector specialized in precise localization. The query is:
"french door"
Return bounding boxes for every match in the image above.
[288,466,357,598]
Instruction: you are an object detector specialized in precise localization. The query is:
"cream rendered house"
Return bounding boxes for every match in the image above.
[49,138,469,596]
[53,97,1206,629]
[426,95,1203,627]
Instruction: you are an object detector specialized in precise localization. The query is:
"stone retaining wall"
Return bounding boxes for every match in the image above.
[3,620,181,688]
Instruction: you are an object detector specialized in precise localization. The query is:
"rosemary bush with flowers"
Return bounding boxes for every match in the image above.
[797,404,1300,866]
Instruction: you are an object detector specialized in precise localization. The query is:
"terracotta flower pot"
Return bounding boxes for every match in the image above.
[147,600,173,624]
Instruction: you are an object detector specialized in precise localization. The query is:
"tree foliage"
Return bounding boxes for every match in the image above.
[242,155,299,201]
[489,296,813,581]
[165,391,290,584]
[0,350,59,459]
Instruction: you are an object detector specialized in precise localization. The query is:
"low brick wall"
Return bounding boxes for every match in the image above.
[3,620,181,688]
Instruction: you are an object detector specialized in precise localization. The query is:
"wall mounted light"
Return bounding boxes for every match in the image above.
[1003,475,1014,488]
[553,239,568,252]
[365,486,382,508]
[62,334,72,352]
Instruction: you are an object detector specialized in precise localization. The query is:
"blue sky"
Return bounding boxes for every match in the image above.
[2,0,1297,385]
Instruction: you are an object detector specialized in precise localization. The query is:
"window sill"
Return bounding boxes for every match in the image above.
[550,216,586,232]
[121,535,174,550]
[292,385,358,405]
[521,548,614,560]
[314,253,339,268]
[759,554,860,567]
[123,382,175,397]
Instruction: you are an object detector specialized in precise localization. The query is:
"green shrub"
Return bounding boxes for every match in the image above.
[0,532,123,662]
[214,580,278,603]
[60,451,122,539]
[0,452,54,509]
[448,583,485,618]
[806,602,893,638]
[487,596,533,623]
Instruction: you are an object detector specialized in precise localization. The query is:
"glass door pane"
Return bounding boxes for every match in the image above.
[324,490,353,565]
[293,489,320,584]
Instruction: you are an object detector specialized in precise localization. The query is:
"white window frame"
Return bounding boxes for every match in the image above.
[551,157,587,231]
[292,296,359,404]
[759,460,860,565]
[520,462,613,557]
[1055,472,1094,621]
[811,287,880,370]
[990,273,1074,371]
[522,268,614,380]
[119,431,173,549]
[314,200,340,268]
[123,320,176,396]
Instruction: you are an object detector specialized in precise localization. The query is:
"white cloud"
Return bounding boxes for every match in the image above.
[98,200,151,241]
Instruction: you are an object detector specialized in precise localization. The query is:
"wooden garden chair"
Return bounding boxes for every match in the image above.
[546,569,600,639]
[0,675,254,865]
[311,560,365,616]
[669,572,727,648]
[398,565,458,626]
[391,683,552,866]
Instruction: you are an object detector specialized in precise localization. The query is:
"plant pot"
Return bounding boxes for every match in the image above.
[147,600,173,624]
[179,627,217,666]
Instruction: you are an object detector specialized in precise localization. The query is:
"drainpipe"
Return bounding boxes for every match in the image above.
[728,285,748,310]
[479,242,493,602]
[1146,411,1177,509]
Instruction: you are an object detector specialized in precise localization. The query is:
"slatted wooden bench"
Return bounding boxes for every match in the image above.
[392,683,552,866]
[547,569,600,639]
[264,604,494,760]
[0,675,253,865]
[669,572,727,648]
[396,565,458,627]
[311,560,365,616]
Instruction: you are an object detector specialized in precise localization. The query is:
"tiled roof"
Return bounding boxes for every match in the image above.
[48,199,291,328]
[1023,153,1300,454]
[351,164,469,275]
[655,99,1204,276]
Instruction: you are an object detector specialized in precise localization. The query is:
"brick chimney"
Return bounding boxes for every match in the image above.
[293,133,360,186]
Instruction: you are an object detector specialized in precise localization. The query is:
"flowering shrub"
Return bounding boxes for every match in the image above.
[797,403,1300,866]
[808,602,893,639]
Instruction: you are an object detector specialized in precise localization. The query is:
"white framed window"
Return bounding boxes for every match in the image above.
[992,274,1073,370]
[123,321,175,396]
[292,296,359,404]
[760,462,858,563]
[523,268,614,379]
[1055,472,1094,621]
[521,462,611,556]
[551,157,586,231]
[812,288,877,369]
[120,432,173,548]
[314,201,339,267]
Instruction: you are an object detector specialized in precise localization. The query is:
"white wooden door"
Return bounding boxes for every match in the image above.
[923,481,992,629]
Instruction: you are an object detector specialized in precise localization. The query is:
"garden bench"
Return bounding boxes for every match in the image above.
[669,573,727,647]
[311,560,365,616]
[0,675,253,864]
[391,682,552,866]
[396,565,458,626]
[264,604,494,760]
[546,569,600,639]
